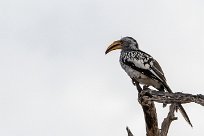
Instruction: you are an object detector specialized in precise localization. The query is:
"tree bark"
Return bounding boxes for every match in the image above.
[138,91,160,136]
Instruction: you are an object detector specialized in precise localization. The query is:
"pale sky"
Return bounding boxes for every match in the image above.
[0,0,204,136]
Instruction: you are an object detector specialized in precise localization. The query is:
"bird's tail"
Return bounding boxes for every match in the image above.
[163,82,193,127]
[178,104,193,127]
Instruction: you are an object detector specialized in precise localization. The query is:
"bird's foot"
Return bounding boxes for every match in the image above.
[132,79,142,92]
[163,103,167,108]
[143,85,149,90]
[132,79,136,86]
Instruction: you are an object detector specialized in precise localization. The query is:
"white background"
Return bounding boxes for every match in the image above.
[0,0,204,136]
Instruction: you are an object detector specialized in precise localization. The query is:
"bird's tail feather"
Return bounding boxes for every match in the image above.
[178,104,193,127]
[163,82,193,127]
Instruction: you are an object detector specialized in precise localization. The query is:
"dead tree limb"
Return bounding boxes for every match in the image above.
[141,89,204,106]
[126,87,204,136]
[138,90,160,136]
[160,104,177,136]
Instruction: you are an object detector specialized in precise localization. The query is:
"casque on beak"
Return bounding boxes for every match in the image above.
[105,40,122,54]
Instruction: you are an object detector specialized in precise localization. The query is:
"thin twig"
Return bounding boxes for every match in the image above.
[160,104,177,136]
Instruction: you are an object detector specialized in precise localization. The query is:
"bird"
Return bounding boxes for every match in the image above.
[105,36,192,127]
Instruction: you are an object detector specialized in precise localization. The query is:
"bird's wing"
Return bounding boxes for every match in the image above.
[121,50,192,126]
[151,60,166,81]
[138,50,167,82]
[122,50,166,83]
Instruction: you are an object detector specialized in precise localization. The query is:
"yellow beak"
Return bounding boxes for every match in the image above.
[105,40,122,54]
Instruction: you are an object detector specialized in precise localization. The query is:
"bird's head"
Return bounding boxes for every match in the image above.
[105,37,139,54]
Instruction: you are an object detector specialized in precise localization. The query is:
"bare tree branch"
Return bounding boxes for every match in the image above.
[160,104,177,136]
[138,90,160,136]
[141,89,204,106]
[126,87,204,136]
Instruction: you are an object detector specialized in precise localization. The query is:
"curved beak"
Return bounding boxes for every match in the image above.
[105,40,122,54]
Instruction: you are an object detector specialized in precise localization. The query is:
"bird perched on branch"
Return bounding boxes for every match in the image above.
[105,36,192,127]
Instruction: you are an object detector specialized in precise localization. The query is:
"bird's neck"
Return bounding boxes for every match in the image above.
[122,48,139,52]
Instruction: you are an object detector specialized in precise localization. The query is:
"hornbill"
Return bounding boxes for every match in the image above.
[105,36,192,127]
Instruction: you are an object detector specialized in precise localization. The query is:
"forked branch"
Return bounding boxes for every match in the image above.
[126,87,204,136]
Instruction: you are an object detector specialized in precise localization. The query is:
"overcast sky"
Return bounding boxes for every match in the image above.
[0,0,204,136]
